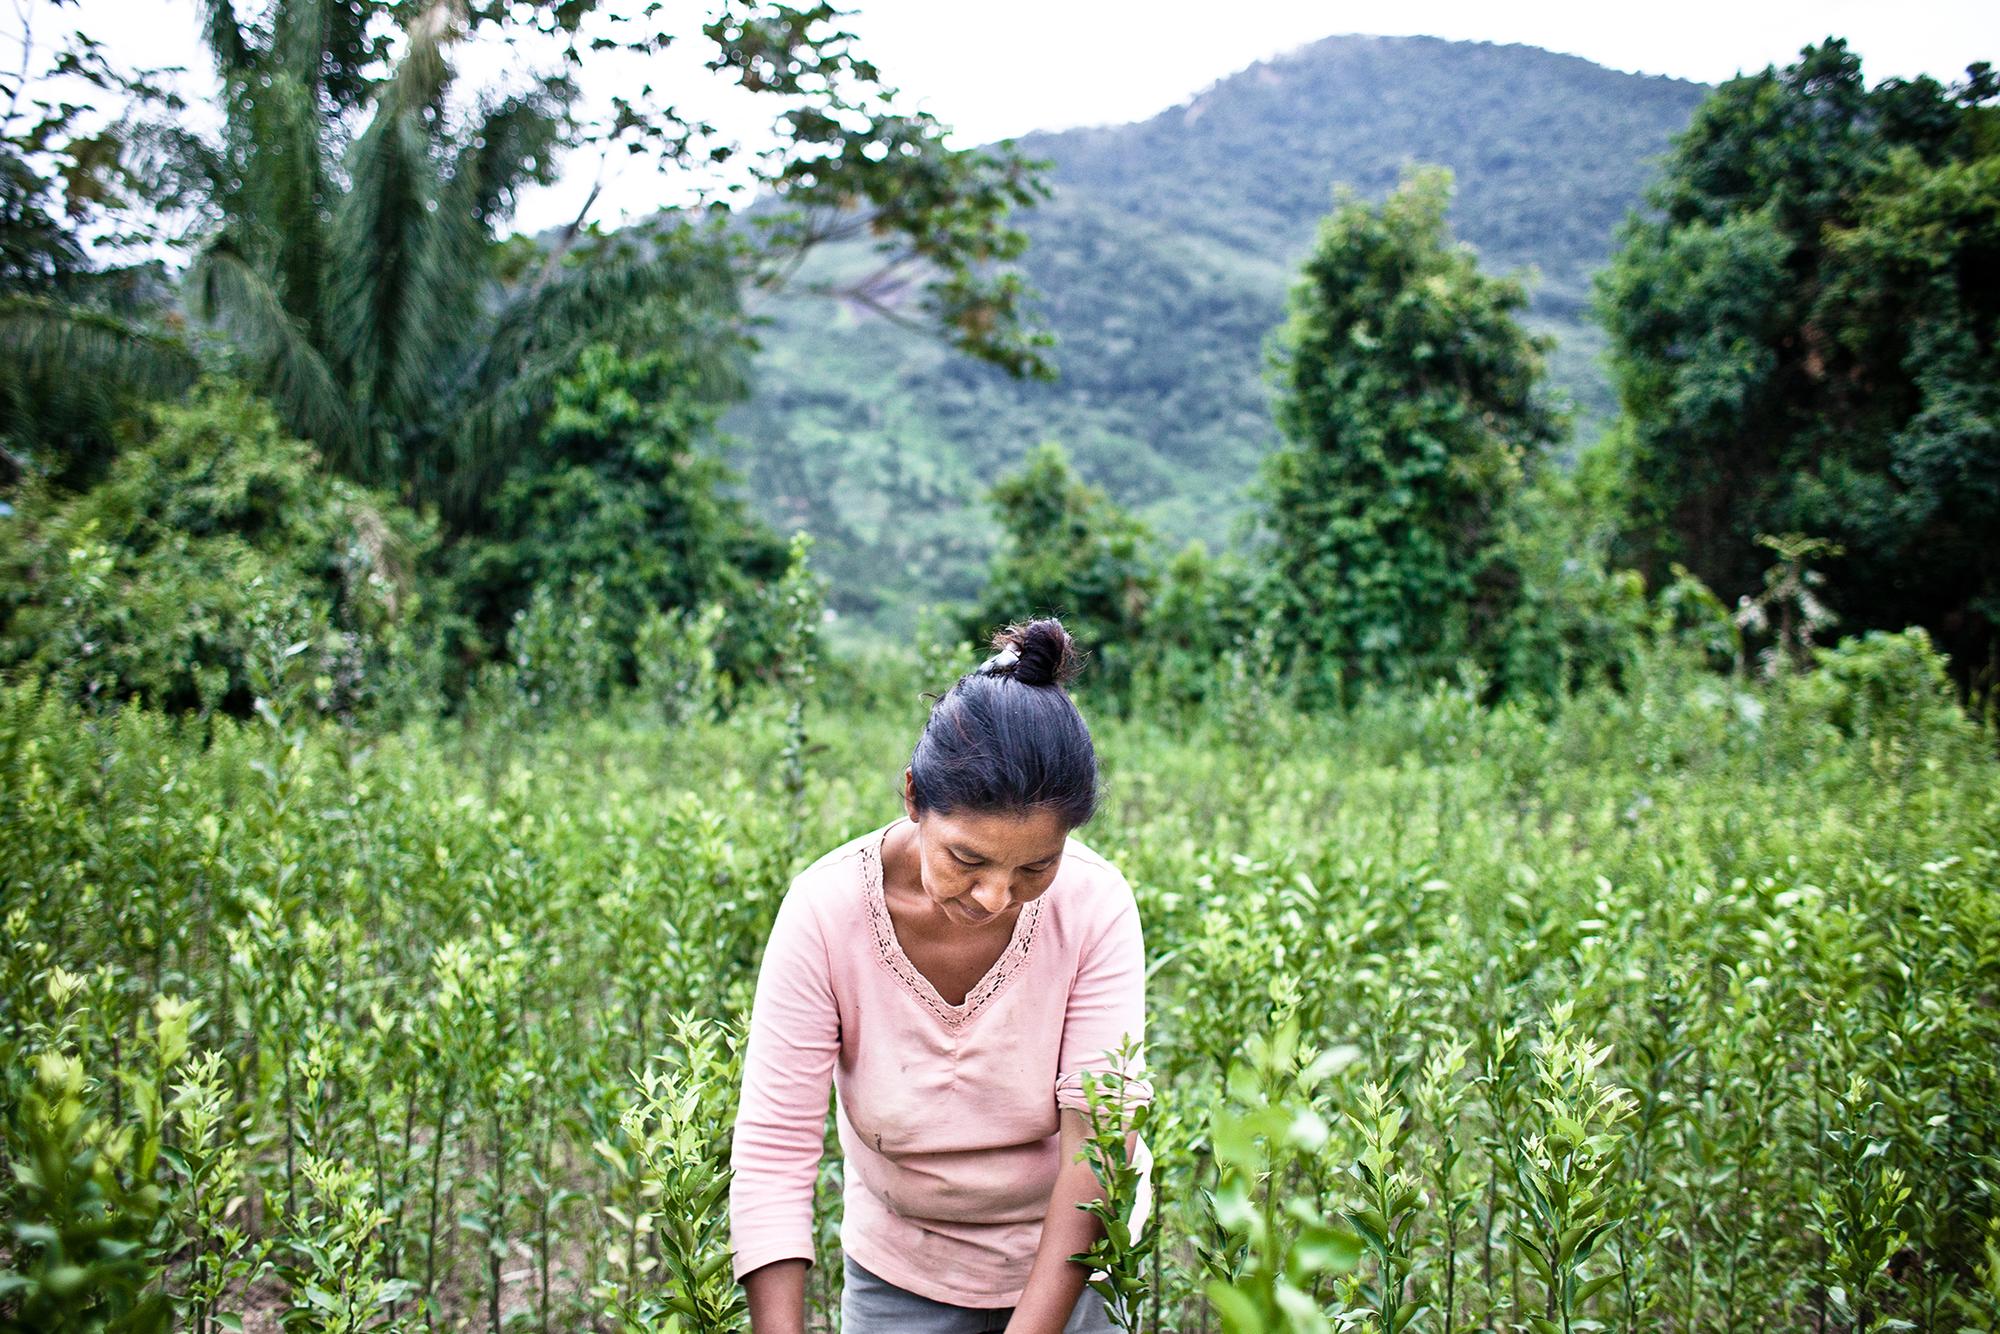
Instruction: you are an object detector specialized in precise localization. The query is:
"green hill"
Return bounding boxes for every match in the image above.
[719,35,1709,640]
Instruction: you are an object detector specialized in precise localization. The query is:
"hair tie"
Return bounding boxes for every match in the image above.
[978,645,1020,675]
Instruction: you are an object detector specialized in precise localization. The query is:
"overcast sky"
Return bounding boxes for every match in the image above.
[28,0,2000,238]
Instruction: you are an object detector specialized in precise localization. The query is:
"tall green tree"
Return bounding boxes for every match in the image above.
[1596,39,2000,685]
[1254,165,1562,706]
[176,0,1054,527]
[0,10,199,487]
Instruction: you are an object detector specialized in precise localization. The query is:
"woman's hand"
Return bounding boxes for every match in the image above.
[742,1257,809,1334]
[1003,1109,1118,1334]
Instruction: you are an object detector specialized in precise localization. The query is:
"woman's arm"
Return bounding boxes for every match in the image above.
[730,885,840,1332]
[742,1258,809,1334]
[1012,872,1152,1333]
[1004,1109,1109,1334]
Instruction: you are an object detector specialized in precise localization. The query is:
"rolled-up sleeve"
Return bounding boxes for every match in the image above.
[729,882,839,1282]
[1053,878,1152,1125]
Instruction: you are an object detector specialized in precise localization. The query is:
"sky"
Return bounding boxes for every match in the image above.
[20,0,2000,239]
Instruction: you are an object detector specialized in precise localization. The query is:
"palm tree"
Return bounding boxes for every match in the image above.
[185,0,745,527]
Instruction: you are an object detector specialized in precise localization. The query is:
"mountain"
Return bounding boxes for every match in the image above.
[717,35,1709,641]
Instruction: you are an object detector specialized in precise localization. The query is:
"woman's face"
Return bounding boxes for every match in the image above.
[900,770,1068,927]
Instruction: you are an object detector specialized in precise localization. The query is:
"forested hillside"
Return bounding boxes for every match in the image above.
[725,35,1707,636]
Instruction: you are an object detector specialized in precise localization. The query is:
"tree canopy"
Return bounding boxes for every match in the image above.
[1255,165,1563,705]
[1596,39,2000,686]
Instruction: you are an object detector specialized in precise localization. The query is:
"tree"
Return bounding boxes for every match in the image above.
[961,441,1159,704]
[1253,165,1562,706]
[460,340,792,689]
[0,378,440,715]
[1595,39,2000,686]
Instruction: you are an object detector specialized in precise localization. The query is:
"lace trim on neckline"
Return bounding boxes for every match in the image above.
[862,818,1045,1032]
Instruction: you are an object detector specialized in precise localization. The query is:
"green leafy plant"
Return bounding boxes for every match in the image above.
[1504,1001,1634,1334]
[1343,1079,1425,1334]
[1068,1038,1162,1333]
[163,1049,267,1333]
[1204,1014,1365,1333]
[1811,1075,1914,1334]
[0,601,1994,1333]
[599,1015,745,1334]
[0,992,191,1334]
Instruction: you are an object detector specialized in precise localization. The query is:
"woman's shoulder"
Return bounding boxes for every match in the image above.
[782,822,883,906]
[1055,832,1138,914]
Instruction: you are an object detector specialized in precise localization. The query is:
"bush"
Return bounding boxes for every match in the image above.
[1488,470,1653,702]
[0,378,446,717]
[1127,538,1262,721]
[959,440,1160,705]
[1789,627,1977,748]
[634,601,729,727]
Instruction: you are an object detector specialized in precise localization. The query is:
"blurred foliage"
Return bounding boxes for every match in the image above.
[1790,626,1974,747]
[1125,539,1263,718]
[0,10,201,490]
[956,441,1162,703]
[1254,165,1564,706]
[1486,468,1653,702]
[1596,39,2000,690]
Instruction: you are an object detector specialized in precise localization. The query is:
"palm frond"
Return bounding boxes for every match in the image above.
[270,0,378,114]
[199,7,339,335]
[429,339,588,521]
[0,295,199,398]
[323,3,485,446]
[0,296,200,481]
[326,105,467,437]
[393,0,470,116]
[449,87,569,229]
[246,68,333,340]
[471,229,741,395]
[271,0,331,91]
[199,0,249,76]
[437,246,750,524]
[187,240,366,471]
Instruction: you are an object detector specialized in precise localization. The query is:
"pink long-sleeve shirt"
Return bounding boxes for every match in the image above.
[728,814,1150,1307]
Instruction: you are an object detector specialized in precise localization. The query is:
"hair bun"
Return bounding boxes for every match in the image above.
[984,617,1081,689]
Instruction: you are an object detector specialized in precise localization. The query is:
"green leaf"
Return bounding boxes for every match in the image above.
[1576,1269,1623,1303]
[1207,1280,1264,1334]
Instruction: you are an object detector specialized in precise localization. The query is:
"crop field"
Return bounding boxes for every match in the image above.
[3,637,1998,1333]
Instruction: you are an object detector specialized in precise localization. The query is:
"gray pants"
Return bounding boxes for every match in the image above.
[839,1256,1117,1333]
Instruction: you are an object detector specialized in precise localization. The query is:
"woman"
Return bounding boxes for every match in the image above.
[729,617,1151,1334]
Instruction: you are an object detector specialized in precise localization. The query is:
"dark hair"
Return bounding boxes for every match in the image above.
[906,617,1099,828]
